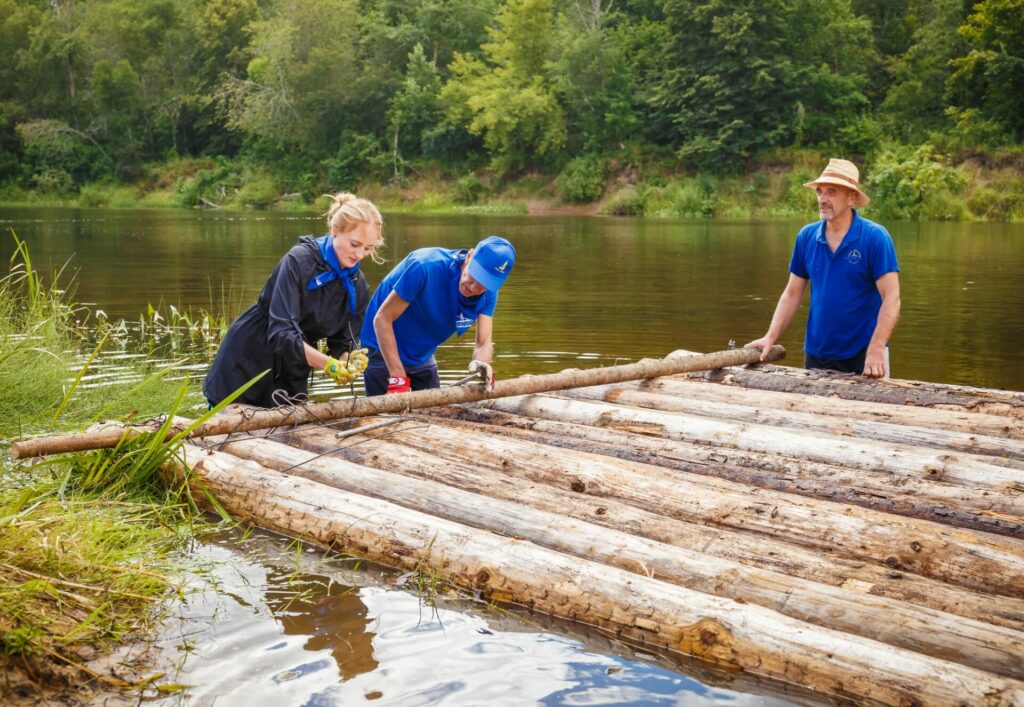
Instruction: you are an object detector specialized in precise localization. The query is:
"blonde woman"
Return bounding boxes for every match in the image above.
[204,193,383,407]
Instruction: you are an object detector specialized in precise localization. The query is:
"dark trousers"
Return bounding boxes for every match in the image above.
[363,349,440,396]
[804,348,867,374]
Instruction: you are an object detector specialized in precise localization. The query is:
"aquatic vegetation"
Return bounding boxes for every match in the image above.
[0,232,226,699]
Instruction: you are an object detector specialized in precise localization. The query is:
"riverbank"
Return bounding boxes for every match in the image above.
[3,148,1023,222]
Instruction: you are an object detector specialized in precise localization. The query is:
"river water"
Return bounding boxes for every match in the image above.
[2,206,1023,705]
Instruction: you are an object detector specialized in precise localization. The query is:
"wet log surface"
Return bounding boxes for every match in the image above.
[178,360,1024,704]
[169,445,1024,706]
[687,361,1024,417]
[425,405,1024,537]
[200,429,1024,680]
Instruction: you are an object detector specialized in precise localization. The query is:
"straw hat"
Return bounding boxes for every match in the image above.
[803,158,870,207]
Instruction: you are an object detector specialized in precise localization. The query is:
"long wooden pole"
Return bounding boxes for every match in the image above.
[9,346,784,460]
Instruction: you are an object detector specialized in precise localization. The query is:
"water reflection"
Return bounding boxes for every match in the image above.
[263,567,378,681]
[153,528,803,706]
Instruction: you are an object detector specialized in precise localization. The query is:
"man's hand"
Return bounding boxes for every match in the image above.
[468,359,495,392]
[323,356,354,385]
[863,346,888,378]
[744,336,777,362]
[386,376,411,394]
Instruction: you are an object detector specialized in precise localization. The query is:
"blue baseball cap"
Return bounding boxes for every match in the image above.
[467,235,515,292]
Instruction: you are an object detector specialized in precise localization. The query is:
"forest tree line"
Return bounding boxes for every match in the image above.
[1,0,1022,215]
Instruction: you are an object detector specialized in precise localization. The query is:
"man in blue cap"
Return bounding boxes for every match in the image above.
[360,235,516,395]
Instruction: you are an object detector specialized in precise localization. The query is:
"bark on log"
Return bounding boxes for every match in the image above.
[9,346,785,460]
[562,383,1024,464]
[485,394,1024,494]
[681,359,1024,418]
[628,376,1024,441]
[212,431,1024,680]
[263,420,1024,631]
[313,411,1024,598]
[166,446,1024,706]
[422,406,1024,537]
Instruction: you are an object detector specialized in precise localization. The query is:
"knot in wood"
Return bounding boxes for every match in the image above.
[883,555,903,570]
[571,479,587,493]
[909,541,923,553]
[474,568,492,588]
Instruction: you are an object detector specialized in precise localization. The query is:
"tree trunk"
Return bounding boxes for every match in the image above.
[684,360,1024,418]
[307,413,1024,598]
[9,346,784,460]
[621,376,1024,442]
[484,394,1024,493]
[563,383,1024,464]
[165,445,1024,706]
[209,431,1024,680]
[422,406,1024,537]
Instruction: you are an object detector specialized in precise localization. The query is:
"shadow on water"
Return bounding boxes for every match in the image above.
[151,526,815,706]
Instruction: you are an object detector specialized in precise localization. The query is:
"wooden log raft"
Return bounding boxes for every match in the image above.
[166,444,1024,705]
[299,412,1024,598]
[9,346,785,460]
[682,358,1024,418]
[425,405,1024,537]
[624,375,1024,441]
[209,426,1024,680]
[259,420,1024,632]
[562,382,1024,464]
[483,394,1024,495]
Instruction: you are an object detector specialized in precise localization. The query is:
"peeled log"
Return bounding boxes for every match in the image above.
[334,413,1024,598]
[423,406,1024,538]
[563,383,1024,465]
[485,394,1024,494]
[265,421,1024,631]
[166,445,1024,706]
[211,430,1024,680]
[683,361,1024,418]
[9,346,784,460]
[626,376,1024,442]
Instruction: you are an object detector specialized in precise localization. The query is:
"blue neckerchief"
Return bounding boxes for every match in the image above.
[307,234,359,315]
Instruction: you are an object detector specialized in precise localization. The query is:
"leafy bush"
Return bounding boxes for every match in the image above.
[670,176,718,217]
[558,155,606,203]
[604,186,646,216]
[450,174,488,204]
[966,179,1024,221]
[867,144,966,219]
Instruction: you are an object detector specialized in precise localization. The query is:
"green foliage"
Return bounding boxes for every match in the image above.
[947,0,1024,142]
[558,155,606,203]
[0,0,1021,202]
[966,178,1024,221]
[604,186,647,216]
[867,144,967,219]
[449,173,488,204]
[441,0,566,172]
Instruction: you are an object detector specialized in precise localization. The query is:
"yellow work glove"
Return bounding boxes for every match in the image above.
[345,348,369,376]
[323,356,355,385]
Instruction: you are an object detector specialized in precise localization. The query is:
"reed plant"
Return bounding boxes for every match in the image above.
[0,231,229,699]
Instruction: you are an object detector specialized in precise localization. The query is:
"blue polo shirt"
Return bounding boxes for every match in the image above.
[790,211,899,360]
[361,247,498,366]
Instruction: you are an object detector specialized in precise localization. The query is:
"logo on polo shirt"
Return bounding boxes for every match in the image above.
[455,312,474,332]
[847,249,862,265]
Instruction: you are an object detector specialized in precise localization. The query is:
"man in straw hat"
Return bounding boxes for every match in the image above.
[746,158,900,377]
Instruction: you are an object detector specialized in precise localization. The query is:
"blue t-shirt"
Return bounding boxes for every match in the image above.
[361,247,498,366]
[789,211,899,360]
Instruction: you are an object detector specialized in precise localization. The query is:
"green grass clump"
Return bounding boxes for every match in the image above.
[0,230,222,698]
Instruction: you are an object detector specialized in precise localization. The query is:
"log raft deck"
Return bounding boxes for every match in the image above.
[14,348,1024,705]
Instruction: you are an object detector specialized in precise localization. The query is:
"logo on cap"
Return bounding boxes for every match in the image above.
[496,261,508,273]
